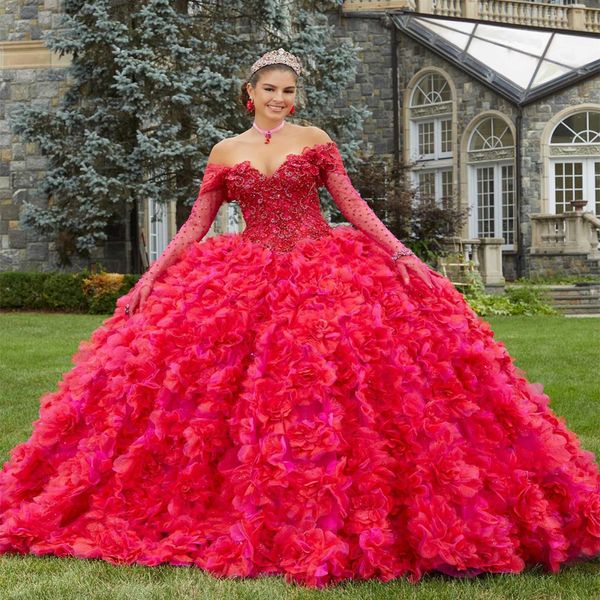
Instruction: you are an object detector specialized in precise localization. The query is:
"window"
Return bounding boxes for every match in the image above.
[147,198,170,263]
[416,169,454,205]
[467,116,516,249]
[549,111,600,215]
[409,72,454,204]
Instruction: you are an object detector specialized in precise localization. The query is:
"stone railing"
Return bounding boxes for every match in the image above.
[439,236,505,286]
[343,0,600,32]
[530,211,600,257]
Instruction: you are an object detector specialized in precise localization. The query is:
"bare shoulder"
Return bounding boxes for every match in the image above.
[302,125,333,146]
[207,136,239,165]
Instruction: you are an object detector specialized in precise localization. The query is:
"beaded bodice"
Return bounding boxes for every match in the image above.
[138,140,413,287]
[223,145,334,252]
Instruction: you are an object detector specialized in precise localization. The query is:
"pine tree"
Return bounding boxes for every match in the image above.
[13,0,368,269]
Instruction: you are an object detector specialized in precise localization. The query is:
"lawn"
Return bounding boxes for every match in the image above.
[0,312,599,600]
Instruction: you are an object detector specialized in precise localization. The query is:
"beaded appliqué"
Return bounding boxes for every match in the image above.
[223,144,336,253]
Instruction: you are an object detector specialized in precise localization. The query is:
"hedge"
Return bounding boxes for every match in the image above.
[1,268,558,317]
[0,271,140,314]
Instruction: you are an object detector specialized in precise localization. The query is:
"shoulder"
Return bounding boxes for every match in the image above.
[207,137,238,166]
[302,125,333,146]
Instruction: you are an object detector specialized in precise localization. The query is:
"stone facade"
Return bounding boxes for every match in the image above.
[327,12,396,156]
[328,10,600,280]
[0,0,64,42]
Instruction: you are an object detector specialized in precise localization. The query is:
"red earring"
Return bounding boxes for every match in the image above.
[246,98,254,112]
[289,105,296,115]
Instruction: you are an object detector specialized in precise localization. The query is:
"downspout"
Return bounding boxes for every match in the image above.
[391,19,400,168]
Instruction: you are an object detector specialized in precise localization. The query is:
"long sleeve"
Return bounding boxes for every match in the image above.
[137,162,229,288]
[315,142,414,259]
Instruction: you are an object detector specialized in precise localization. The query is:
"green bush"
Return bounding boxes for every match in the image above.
[0,270,140,314]
[42,272,88,312]
[460,269,558,317]
[0,272,48,309]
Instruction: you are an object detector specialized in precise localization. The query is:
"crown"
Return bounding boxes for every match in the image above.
[250,48,303,77]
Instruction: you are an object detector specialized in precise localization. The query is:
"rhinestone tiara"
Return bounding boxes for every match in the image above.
[250,48,303,77]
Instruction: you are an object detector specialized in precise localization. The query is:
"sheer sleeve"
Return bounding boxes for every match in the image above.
[137,162,229,287]
[315,142,415,259]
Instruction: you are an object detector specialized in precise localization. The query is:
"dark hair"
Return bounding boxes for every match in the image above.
[239,64,299,110]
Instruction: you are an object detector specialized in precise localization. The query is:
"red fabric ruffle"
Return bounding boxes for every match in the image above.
[1,226,599,588]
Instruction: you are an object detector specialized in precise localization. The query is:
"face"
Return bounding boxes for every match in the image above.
[247,69,297,119]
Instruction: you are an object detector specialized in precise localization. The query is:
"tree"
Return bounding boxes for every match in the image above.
[12,0,368,270]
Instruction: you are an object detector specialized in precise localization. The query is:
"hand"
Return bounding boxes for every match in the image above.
[124,279,154,317]
[393,254,438,290]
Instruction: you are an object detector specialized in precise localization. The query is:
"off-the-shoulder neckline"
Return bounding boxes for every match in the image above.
[205,140,338,180]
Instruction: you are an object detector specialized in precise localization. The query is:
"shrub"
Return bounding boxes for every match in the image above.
[83,272,122,314]
[460,269,558,317]
[42,273,88,312]
[0,270,139,314]
[0,272,48,309]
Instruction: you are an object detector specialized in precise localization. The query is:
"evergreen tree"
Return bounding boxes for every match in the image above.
[12,0,368,269]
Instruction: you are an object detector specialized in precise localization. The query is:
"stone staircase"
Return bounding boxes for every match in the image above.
[530,283,600,316]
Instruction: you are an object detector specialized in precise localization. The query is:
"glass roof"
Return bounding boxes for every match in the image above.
[391,14,600,105]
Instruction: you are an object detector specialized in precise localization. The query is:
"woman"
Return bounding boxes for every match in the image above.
[1,48,599,589]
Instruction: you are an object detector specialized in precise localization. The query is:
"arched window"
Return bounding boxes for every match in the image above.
[467,116,516,249]
[409,72,453,205]
[549,110,600,215]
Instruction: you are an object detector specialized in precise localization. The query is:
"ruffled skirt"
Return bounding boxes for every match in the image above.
[1,226,599,587]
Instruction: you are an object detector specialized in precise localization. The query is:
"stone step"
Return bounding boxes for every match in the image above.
[555,304,600,315]
[548,291,600,299]
[507,283,600,315]
[553,300,600,308]
[546,290,600,298]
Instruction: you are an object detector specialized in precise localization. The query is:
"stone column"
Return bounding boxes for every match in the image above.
[476,237,505,287]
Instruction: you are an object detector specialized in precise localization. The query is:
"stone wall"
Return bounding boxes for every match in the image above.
[0,0,64,42]
[0,0,129,273]
[329,10,600,280]
[327,12,396,156]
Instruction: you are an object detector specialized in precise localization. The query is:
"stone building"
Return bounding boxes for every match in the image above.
[1,0,600,280]
[335,0,600,282]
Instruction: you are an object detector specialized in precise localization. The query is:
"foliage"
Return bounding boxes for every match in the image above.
[0,270,139,314]
[339,154,468,263]
[41,272,88,312]
[459,269,558,317]
[11,0,367,268]
[0,272,48,309]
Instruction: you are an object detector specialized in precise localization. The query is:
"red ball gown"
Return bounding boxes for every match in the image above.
[1,141,599,588]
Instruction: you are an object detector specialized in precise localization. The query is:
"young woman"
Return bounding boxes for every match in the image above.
[1,48,599,589]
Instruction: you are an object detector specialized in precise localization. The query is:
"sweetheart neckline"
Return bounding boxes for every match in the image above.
[207,140,337,180]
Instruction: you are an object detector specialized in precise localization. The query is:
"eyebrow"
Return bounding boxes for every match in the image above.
[261,82,296,89]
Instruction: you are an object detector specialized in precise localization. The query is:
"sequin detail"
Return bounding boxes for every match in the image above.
[225,147,333,253]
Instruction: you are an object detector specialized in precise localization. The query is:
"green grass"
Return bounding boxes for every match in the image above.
[0,312,599,599]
